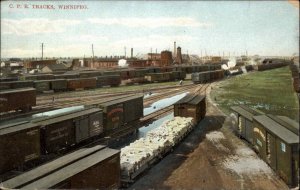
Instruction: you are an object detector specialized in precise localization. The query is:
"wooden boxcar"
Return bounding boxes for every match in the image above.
[50,79,68,91]
[134,69,149,77]
[0,80,33,90]
[174,94,206,124]
[98,95,143,133]
[191,71,210,83]
[33,80,51,93]
[119,69,135,80]
[96,75,121,87]
[54,73,79,79]
[0,77,19,82]
[4,146,121,189]
[145,73,171,82]
[0,88,36,112]
[102,71,121,76]
[252,115,299,187]
[231,105,264,144]
[36,74,55,80]
[67,78,97,90]
[0,121,40,174]
[79,71,102,78]
[32,107,103,153]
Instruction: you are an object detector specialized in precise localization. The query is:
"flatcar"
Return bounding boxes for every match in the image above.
[0,88,36,112]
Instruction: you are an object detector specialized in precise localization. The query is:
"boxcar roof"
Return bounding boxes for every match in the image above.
[32,108,101,125]
[0,120,39,135]
[3,145,106,189]
[21,148,120,189]
[253,115,299,144]
[273,115,299,135]
[230,106,262,121]
[175,94,205,105]
[0,87,35,94]
[99,94,143,107]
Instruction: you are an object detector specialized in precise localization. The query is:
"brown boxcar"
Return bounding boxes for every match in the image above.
[174,94,206,124]
[21,147,120,189]
[67,78,97,90]
[98,95,143,132]
[96,75,121,87]
[2,145,107,189]
[0,88,36,112]
[0,121,40,174]
[119,69,135,80]
[231,105,264,144]
[252,115,299,187]
[33,107,103,153]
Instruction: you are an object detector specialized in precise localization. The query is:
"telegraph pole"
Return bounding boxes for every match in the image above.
[41,43,44,60]
[92,44,94,59]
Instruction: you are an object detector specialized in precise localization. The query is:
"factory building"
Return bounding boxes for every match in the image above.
[24,59,57,69]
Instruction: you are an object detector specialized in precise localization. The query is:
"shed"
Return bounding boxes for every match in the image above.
[230,105,264,144]
[41,64,68,73]
[174,94,206,124]
[253,115,299,187]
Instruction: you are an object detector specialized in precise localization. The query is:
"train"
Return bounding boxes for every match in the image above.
[231,105,299,187]
[2,94,207,189]
[0,94,143,175]
[191,70,225,84]
[0,64,222,91]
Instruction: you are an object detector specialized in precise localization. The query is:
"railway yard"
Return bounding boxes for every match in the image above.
[0,62,299,189]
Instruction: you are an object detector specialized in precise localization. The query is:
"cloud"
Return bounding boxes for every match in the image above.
[2,18,81,36]
[65,34,108,42]
[111,34,198,48]
[87,17,212,28]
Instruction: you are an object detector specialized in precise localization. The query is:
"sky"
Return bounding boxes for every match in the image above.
[1,1,299,58]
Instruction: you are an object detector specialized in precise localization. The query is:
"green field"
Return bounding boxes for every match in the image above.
[211,66,299,121]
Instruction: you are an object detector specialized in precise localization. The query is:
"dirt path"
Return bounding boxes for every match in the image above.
[129,83,289,190]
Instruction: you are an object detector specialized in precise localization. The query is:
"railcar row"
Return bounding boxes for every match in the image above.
[2,94,207,189]
[0,94,143,175]
[231,105,299,187]
[0,76,121,92]
[289,64,299,93]
[191,70,225,84]
[253,62,290,71]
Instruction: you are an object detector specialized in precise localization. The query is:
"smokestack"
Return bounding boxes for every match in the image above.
[174,41,176,58]
[131,48,133,58]
[175,46,183,64]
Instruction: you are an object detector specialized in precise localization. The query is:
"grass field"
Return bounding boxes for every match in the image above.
[211,66,299,121]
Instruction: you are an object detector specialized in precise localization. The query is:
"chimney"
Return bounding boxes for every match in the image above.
[131,48,133,58]
[176,46,183,64]
[174,41,176,58]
